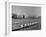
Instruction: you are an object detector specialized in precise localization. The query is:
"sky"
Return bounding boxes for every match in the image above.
[12,6,41,17]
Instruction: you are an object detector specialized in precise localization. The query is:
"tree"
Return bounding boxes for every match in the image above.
[23,15,25,19]
[12,14,17,19]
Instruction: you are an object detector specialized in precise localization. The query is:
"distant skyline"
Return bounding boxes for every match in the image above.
[12,6,41,17]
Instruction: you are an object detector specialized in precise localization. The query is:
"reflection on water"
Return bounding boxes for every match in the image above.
[12,18,41,31]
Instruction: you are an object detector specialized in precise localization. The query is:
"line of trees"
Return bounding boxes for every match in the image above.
[12,14,25,19]
[12,14,41,19]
